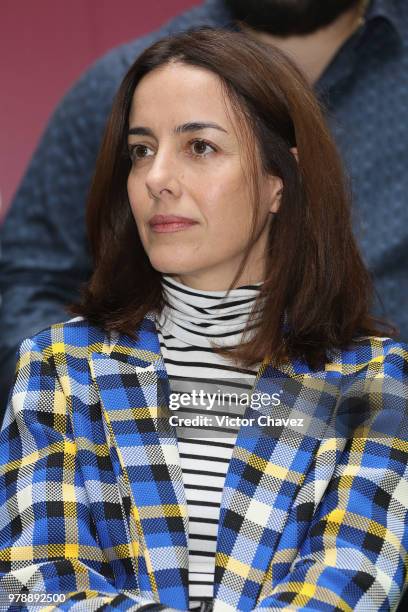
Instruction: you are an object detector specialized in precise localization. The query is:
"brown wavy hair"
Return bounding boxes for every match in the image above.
[70,27,394,369]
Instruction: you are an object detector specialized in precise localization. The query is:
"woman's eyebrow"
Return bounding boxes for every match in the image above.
[128,126,153,136]
[128,121,228,136]
[175,121,228,134]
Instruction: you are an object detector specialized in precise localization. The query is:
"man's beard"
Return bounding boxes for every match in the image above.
[224,0,363,36]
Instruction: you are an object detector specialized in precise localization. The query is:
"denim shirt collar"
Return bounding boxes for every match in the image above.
[315,0,402,97]
[367,0,402,39]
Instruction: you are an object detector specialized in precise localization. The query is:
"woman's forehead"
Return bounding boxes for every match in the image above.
[129,63,237,128]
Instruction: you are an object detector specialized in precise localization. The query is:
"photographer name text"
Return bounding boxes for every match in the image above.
[169,414,304,428]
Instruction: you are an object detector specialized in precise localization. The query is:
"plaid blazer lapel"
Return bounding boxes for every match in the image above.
[89,318,189,610]
[213,358,342,611]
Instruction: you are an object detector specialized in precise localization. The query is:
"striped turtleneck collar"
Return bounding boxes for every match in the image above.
[156,274,264,348]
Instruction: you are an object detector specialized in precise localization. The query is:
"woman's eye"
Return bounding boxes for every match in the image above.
[129,144,153,161]
[191,140,216,157]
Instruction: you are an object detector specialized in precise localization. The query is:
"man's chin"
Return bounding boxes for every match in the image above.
[223,0,362,37]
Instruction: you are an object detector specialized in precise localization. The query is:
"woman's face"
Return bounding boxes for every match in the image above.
[127,62,282,290]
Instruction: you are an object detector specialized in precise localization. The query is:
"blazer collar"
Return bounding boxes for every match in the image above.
[89,313,341,610]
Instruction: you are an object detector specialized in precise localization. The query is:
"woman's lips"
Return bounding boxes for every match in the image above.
[150,221,198,233]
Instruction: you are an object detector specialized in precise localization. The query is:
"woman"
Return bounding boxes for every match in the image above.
[0,28,407,612]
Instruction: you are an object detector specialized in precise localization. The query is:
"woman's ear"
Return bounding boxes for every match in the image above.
[268,175,283,214]
[268,149,298,215]
[290,147,299,163]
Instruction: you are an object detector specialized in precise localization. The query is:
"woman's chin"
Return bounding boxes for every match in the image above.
[148,253,197,276]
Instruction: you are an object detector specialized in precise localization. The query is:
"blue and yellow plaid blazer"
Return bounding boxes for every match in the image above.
[0,314,407,611]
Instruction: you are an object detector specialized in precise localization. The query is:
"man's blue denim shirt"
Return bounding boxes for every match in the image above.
[0,0,407,419]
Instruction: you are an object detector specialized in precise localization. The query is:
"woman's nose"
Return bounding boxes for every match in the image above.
[145,150,181,200]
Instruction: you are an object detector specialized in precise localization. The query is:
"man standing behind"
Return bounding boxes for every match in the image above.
[1,0,407,422]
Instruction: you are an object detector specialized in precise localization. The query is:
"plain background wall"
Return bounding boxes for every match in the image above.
[0,0,201,222]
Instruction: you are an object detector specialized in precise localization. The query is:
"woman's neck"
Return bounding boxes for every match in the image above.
[171,269,265,292]
[157,274,264,348]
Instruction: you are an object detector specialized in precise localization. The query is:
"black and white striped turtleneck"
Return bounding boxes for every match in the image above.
[155,274,264,610]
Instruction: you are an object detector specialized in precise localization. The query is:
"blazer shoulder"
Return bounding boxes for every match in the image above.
[26,317,111,360]
[327,335,408,376]
[24,313,158,362]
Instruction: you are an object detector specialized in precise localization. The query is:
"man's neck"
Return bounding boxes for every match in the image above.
[242,1,368,85]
